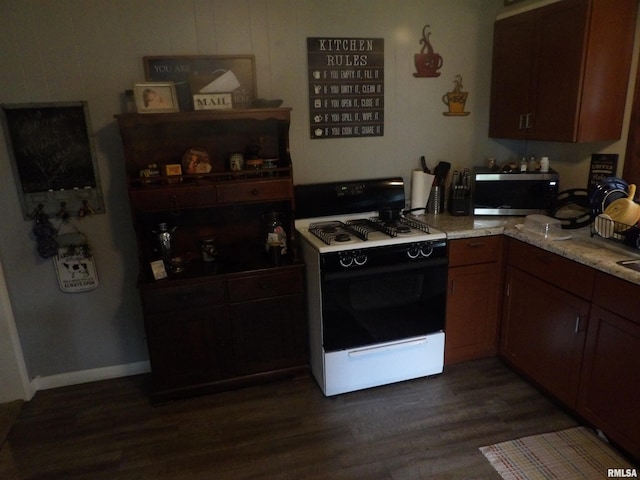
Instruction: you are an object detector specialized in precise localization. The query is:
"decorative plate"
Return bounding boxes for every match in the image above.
[589,176,629,216]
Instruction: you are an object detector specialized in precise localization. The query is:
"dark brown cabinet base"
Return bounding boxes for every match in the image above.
[141,265,307,402]
[500,238,640,461]
[445,236,503,365]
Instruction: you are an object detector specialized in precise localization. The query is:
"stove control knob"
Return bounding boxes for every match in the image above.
[420,242,434,257]
[339,253,354,268]
[354,251,368,266]
[407,244,421,259]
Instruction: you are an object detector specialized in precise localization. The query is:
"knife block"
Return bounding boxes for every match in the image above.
[448,186,471,216]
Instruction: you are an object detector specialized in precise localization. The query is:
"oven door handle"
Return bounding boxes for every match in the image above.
[323,257,447,281]
[347,337,428,357]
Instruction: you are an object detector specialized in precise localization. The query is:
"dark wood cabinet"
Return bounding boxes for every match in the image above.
[500,238,640,460]
[578,273,640,459]
[445,236,503,365]
[500,239,595,409]
[501,265,591,409]
[115,108,307,401]
[489,0,637,142]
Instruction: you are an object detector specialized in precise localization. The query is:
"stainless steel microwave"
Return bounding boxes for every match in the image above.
[472,167,559,215]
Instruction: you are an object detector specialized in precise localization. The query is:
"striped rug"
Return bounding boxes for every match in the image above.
[480,427,636,479]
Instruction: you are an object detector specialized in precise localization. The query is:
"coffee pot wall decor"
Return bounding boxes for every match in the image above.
[442,75,470,116]
[413,25,443,78]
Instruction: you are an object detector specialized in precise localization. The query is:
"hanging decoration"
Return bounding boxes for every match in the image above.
[413,25,443,78]
[442,75,470,116]
[29,202,99,292]
[53,228,99,293]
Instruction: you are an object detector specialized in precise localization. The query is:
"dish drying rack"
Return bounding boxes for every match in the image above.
[591,214,640,249]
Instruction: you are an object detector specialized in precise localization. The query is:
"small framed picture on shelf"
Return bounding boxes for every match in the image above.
[133,82,179,113]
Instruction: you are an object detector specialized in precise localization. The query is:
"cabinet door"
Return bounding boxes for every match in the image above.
[145,305,233,392]
[230,294,307,375]
[578,311,640,459]
[445,262,500,364]
[528,0,587,141]
[500,266,589,409]
[489,10,535,140]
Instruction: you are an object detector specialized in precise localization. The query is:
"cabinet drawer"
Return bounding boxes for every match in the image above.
[228,269,303,303]
[140,281,226,313]
[593,272,640,323]
[508,239,595,299]
[216,179,292,204]
[129,185,217,211]
[449,236,502,267]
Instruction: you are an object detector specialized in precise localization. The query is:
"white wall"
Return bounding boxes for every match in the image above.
[0,0,636,392]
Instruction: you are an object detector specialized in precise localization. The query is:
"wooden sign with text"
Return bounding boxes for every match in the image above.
[588,154,618,193]
[307,37,384,139]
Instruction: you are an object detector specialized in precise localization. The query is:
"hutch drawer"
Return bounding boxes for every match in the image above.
[140,280,226,313]
[216,178,292,204]
[227,269,303,303]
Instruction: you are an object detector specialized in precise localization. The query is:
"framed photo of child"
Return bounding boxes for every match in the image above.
[133,82,179,113]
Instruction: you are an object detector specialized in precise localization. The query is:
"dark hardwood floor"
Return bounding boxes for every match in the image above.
[0,357,580,479]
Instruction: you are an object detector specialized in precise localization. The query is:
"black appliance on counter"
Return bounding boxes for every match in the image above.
[472,167,559,215]
[294,177,447,396]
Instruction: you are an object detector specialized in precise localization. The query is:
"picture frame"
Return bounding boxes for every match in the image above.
[133,82,179,113]
[143,55,256,110]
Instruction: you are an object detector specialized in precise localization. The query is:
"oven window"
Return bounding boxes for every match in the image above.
[321,263,447,351]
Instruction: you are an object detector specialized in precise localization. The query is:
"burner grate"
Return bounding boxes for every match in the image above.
[309,221,358,245]
[398,216,431,233]
[346,219,396,239]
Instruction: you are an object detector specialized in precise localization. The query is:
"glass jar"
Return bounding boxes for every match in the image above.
[200,238,217,262]
[264,211,287,265]
[246,158,264,175]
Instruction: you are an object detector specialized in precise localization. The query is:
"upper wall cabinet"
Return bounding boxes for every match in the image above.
[489,0,638,143]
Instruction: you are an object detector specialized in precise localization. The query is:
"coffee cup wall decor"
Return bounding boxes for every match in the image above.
[442,75,470,116]
[413,24,443,78]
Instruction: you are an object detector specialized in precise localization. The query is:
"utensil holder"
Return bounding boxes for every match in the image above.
[427,185,445,214]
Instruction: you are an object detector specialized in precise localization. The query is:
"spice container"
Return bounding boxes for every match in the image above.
[229,153,244,171]
[540,156,550,172]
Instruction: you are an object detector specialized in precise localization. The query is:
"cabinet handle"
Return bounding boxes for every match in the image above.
[574,315,581,334]
[519,114,525,130]
[467,241,485,248]
[169,195,180,216]
[525,113,533,129]
[251,188,259,196]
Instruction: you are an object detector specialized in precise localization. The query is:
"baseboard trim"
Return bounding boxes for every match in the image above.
[31,361,151,392]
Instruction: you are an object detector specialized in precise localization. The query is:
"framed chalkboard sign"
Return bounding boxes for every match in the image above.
[1,101,105,219]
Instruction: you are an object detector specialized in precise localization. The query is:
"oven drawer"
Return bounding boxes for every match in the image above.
[321,333,444,396]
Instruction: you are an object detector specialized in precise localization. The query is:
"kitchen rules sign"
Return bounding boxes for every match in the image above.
[307,38,384,139]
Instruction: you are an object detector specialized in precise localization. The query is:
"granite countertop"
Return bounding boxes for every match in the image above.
[413,212,640,286]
